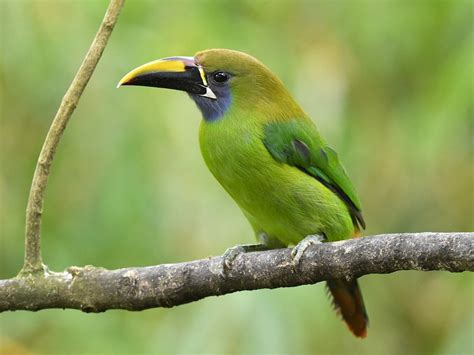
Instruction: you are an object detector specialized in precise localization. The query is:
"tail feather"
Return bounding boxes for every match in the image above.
[326,278,368,338]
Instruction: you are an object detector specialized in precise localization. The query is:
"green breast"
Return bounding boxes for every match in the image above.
[199,117,354,245]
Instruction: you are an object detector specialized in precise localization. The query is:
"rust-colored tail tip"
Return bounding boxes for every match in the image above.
[326,278,369,339]
[348,321,368,338]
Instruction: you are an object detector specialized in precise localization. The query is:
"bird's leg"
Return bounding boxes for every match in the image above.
[291,234,325,268]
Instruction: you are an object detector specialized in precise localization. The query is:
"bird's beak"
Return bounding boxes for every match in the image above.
[117,56,216,99]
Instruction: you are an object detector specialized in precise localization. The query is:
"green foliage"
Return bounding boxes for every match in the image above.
[0,0,472,354]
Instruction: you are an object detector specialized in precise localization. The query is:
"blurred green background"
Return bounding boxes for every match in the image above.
[1,0,473,354]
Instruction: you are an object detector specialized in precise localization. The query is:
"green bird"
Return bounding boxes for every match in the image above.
[118,49,368,338]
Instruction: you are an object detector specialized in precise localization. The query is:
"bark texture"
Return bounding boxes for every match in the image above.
[2,232,472,313]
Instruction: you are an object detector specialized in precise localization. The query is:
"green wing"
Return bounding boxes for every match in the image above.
[263,119,365,230]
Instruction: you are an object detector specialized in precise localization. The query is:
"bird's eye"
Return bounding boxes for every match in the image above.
[212,71,229,83]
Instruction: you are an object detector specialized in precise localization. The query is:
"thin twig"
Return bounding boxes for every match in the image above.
[3,232,472,312]
[22,0,125,274]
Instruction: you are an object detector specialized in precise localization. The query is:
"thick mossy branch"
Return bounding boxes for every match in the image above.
[2,232,472,313]
[22,0,125,274]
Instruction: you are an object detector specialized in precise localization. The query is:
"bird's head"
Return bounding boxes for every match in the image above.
[118,49,303,121]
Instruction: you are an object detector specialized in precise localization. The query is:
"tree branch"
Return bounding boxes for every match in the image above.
[22,0,125,274]
[2,232,472,313]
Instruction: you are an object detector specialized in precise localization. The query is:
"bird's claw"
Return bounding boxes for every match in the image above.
[221,245,247,277]
[220,243,268,278]
[291,234,325,269]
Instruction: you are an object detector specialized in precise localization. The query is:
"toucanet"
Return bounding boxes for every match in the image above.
[118,49,368,338]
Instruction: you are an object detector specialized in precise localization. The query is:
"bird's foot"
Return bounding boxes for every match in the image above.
[291,234,325,269]
[221,243,268,278]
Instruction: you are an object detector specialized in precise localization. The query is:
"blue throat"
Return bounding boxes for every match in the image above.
[190,86,231,122]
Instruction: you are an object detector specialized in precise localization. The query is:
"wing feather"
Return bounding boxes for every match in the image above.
[263,120,365,230]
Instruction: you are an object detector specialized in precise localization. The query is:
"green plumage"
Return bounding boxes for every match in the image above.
[263,120,365,231]
[195,50,368,337]
[196,49,364,245]
[120,48,369,337]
